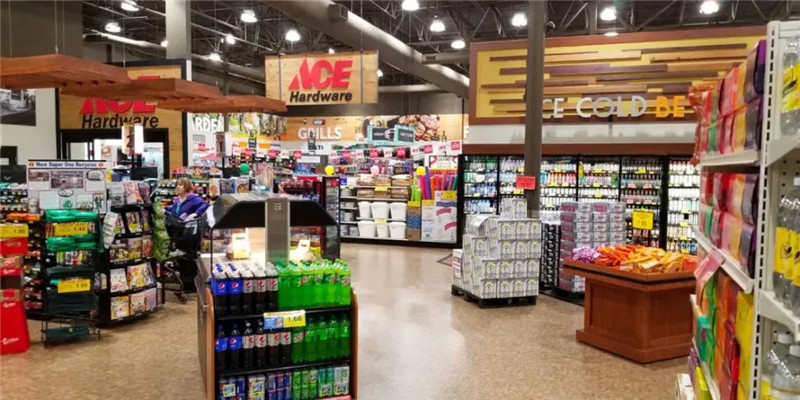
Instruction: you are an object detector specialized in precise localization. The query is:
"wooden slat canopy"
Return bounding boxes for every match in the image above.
[0,54,131,90]
[60,78,223,101]
[157,95,287,113]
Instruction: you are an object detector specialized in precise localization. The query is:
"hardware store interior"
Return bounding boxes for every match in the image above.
[2,1,800,399]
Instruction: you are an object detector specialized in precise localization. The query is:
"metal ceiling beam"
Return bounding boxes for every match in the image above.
[260,0,469,97]
[557,2,587,33]
[421,51,469,65]
[637,0,678,30]
[490,6,510,37]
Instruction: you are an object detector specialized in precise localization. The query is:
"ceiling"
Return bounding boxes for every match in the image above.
[82,0,800,89]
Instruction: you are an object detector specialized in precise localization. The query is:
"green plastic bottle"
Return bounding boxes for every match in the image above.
[304,317,318,362]
[277,263,289,310]
[325,262,339,307]
[327,315,340,360]
[291,326,305,364]
[317,317,329,361]
[339,262,351,306]
[294,263,307,310]
[339,313,351,359]
[312,262,325,307]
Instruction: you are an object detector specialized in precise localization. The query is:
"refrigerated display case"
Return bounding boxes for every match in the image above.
[539,157,578,211]
[578,156,620,201]
[666,158,699,255]
[620,157,663,247]
[462,155,499,215]
[280,175,341,259]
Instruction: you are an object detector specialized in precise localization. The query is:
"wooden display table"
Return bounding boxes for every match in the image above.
[562,260,695,364]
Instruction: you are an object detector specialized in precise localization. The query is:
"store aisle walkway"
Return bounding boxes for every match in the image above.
[0,244,682,399]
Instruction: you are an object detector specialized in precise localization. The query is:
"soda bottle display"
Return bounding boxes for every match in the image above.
[228,323,242,370]
[304,317,318,362]
[212,265,228,317]
[338,314,351,359]
[268,330,280,366]
[255,321,267,369]
[240,268,254,315]
[266,263,279,311]
[291,327,305,364]
[242,320,255,369]
[227,264,243,315]
[327,316,340,360]
[317,317,329,361]
[280,330,292,365]
[338,262,351,306]
[214,324,227,373]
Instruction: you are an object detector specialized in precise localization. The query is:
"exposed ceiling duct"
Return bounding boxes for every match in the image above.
[260,0,470,98]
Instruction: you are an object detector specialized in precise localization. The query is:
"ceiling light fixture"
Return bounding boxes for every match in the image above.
[104,22,121,33]
[285,28,301,42]
[225,33,236,45]
[240,9,257,23]
[511,12,527,27]
[604,31,619,37]
[599,6,617,21]
[451,38,466,50]
[208,52,222,62]
[328,48,335,54]
[377,69,384,78]
[430,15,445,32]
[160,39,168,47]
[120,0,139,12]
[401,0,419,12]
[699,0,720,14]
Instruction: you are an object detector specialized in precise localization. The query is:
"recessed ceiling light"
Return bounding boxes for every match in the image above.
[599,6,616,21]
[328,48,335,54]
[208,52,222,62]
[225,34,236,45]
[120,0,139,12]
[160,39,168,47]
[377,69,384,78]
[285,28,301,42]
[401,0,419,12]
[430,15,445,32]
[700,0,719,14]
[511,12,527,27]
[240,9,257,23]
[105,22,121,33]
[451,38,466,50]
[604,31,619,37]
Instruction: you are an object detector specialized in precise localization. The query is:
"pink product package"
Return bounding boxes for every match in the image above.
[721,213,744,261]
[726,174,745,219]
[700,171,713,204]
[713,173,731,212]
[710,209,723,248]
[742,174,759,225]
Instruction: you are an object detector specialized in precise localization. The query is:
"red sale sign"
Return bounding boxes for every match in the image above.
[397,148,406,158]
[369,149,379,158]
[341,150,351,159]
[268,149,279,159]
[293,150,303,159]
[423,144,433,154]
[516,175,536,190]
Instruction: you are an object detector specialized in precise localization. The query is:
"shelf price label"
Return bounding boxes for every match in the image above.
[553,168,562,173]
[680,222,689,227]
[0,224,28,238]
[515,175,536,190]
[632,210,655,230]
[54,222,89,237]
[374,186,388,192]
[263,310,307,330]
[594,193,602,198]
[592,183,600,188]
[57,279,91,294]
[442,191,458,201]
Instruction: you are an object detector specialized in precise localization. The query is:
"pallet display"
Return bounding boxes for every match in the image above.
[197,194,358,400]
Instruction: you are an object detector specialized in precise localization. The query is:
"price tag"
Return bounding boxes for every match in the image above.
[637,168,647,174]
[553,168,562,173]
[517,167,524,173]
[342,150,352,159]
[369,149,379,158]
[293,150,303,159]
[680,222,689,227]
[627,183,636,189]
[54,222,89,237]
[422,200,435,207]
[548,182,558,187]
[593,169,604,173]
[263,310,306,329]
[515,175,536,190]
[643,184,653,189]
[408,201,421,207]
[375,218,387,224]
[594,193,602,198]
[681,210,690,214]
[681,249,690,254]
[513,189,523,195]
[632,210,655,230]
[57,279,91,294]
[592,183,600,188]
[680,236,689,241]
[442,191,457,201]
[374,186,388,192]
[561,182,570,187]
[0,224,28,238]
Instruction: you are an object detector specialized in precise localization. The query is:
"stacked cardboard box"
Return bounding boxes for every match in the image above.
[458,214,541,299]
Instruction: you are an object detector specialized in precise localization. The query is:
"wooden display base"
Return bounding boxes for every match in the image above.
[562,260,695,364]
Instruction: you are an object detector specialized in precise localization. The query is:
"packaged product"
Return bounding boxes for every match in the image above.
[515,241,529,259]
[513,260,527,278]
[742,174,759,225]
[707,121,718,155]
[699,203,714,237]
[499,241,515,259]
[512,279,526,297]
[499,261,513,279]
[700,171,713,204]
[593,222,609,232]
[498,220,516,239]
[592,202,611,213]
[474,279,497,299]
[526,259,540,277]
[608,222,626,232]
[744,40,767,102]
[732,105,747,153]
[713,173,731,211]
[719,114,735,154]
[721,213,744,260]
[608,213,625,223]
[710,209,723,247]
[740,223,756,276]
[515,220,531,239]
[560,212,592,223]
[498,280,512,298]
[745,98,763,151]
[726,174,745,218]
[593,212,609,223]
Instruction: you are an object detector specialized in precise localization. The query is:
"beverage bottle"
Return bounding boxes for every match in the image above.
[268,329,280,367]
[317,317,329,361]
[327,262,340,306]
[212,265,228,317]
[312,262,325,307]
[763,332,794,398]
[327,315,340,360]
[242,320,255,370]
[304,317,318,362]
[291,327,305,364]
[265,263,279,311]
[227,264,242,315]
[214,324,227,374]
[280,329,292,365]
[339,313,351,358]
[252,264,267,313]
[339,262,351,306]
[780,178,800,306]
[255,321,267,368]
[773,344,800,399]
[228,323,242,370]
[240,267,255,315]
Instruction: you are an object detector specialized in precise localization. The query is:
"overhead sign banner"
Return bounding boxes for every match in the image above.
[265,50,378,106]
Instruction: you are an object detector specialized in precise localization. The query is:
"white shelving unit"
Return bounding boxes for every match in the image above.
[697,150,760,168]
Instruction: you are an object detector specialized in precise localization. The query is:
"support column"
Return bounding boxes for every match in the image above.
[524,0,546,218]
[165,0,191,59]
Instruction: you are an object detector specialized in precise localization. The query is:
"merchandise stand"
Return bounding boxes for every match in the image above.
[197,194,358,400]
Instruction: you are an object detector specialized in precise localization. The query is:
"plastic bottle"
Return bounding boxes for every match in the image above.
[267,329,280,367]
[279,329,292,365]
[228,323,242,370]
[227,264,242,315]
[339,262,351,306]
[763,332,794,398]
[291,326,305,364]
[242,320,255,369]
[776,179,799,304]
[782,37,800,137]
[212,265,228,317]
[304,317,318,362]
[265,263,278,311]
[215,324,227,373]
[325,262,340,307]
[255,321,267,368]
[773,344,800,399]
[317,317,329,361]
[327,315,340,360]
[277,263,289,310]
[339,313,351,359]
[787,179,800,313]
[240,268,254,315]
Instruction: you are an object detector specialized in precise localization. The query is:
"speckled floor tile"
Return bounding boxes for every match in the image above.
[0,244,683,400]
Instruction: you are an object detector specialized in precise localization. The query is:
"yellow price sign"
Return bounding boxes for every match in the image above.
[553,168,562,173]
[636,168,647,174]
[0,224,28,238]
[561,182,570,187]
[680,222,689,227]
[263,310,306,329]
[375,218,387,224]
[592,183,600,188]
[681,210,690,214]
[680,236,689,241]
[407,201,421,208]
[54,222,89,237]
[57,279,91,294]
[548,182,558,187]
[632,210,654,230]
[374,186,388,192]
[441,191,457,201]
[422,200,435,207]
[594,193,602,198]
[681,249,690,254]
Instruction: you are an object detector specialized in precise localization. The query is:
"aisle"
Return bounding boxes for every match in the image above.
[0,244,683,399]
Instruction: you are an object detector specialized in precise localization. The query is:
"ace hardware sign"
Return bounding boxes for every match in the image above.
[265,50,378,106]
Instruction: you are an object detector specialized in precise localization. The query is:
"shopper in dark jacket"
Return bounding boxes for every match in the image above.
[167,177,209,221]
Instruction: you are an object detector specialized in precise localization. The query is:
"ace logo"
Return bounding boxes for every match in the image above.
[77,75,161,129]
[288,59,356,104]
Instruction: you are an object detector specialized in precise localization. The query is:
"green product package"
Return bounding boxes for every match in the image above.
[73,211,98,222]
[45,209,77,222]
[46,237,77,252]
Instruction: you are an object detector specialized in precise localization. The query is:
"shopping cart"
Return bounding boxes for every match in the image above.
[159,214,206,304]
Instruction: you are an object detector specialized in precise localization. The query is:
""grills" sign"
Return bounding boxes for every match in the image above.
[265,50,378,106]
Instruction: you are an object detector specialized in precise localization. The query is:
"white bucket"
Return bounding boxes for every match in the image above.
[343,211,354,222]
[390,202,407,220]
[358,201,372,219]
[389,222,406,239]
[371,202,390,219]
[358,221,376,238]
[376,222,390,238]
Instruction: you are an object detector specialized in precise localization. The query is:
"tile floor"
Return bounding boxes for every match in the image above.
[0,244,683,400]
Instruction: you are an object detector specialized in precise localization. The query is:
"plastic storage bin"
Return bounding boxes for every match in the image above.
[390,202,407,221]
[389,222,407,239]
[371,202,390,219]
[358,221,376,238]
[376,222,389,238]
[358,201,372,219]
